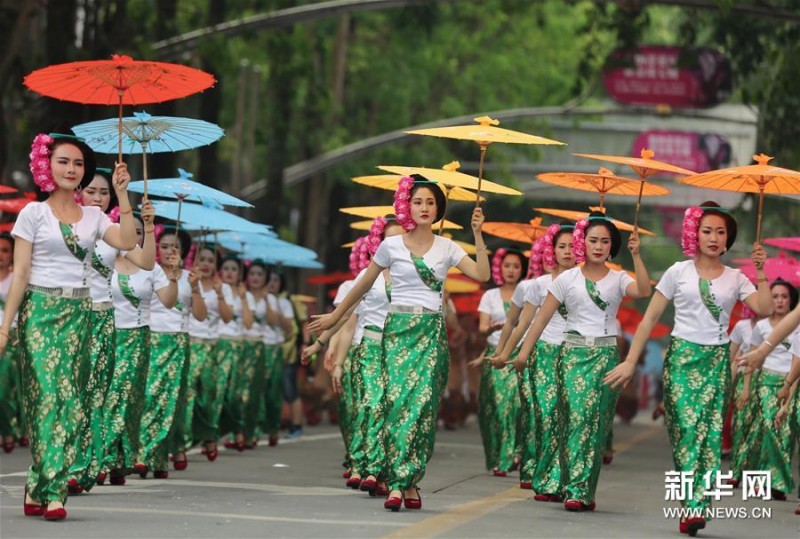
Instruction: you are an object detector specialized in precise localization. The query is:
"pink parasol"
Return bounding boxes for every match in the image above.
[763,237,800,252]
[734,251,800,286]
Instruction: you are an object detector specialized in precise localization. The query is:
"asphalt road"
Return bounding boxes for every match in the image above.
[1,415,797,538]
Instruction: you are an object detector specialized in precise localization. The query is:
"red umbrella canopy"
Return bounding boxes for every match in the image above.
[24,54,216,106]
[734,251,800,287]
[307,271,354,286]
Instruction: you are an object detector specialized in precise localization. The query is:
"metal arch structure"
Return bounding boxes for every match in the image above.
[152,0,465,59]
[238,104,758,201]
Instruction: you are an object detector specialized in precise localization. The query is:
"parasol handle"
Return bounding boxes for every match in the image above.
[240,241,246,283]
[632,179,645,231]
[756,185,765,243]
[476,143,489,208]
[141,141,149,201]
[118,92,124,165]
[439,186,452,236]
[175,196,184,237]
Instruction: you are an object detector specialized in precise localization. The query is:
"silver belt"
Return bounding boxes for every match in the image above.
[28,284,90,299]
[761,367,788,378]
[91,301,113,312]
[190,336,216,344]
[362,327,383,342]
[563,333,617,348]
[388,304,439,315]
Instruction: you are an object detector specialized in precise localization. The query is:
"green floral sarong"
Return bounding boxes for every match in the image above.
[19,290,91,503]
[243,340,266,441]
[141,332,189,471]
[0,331,21,438]
[730,374,757,482]
[557,343,619,504]
[663,337,730,513]
[337,345,357,468]
[751,370,795,493]
[261,344,284,437]
[382,311,449,491]
[104,326,151,471]
[531,340,563,495]
[350,328,387,477]
[478,344,522,472]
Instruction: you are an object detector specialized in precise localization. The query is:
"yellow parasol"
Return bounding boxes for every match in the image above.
[406,116,565,203]
[352,170,486,203]
[340,206,397,219]
[446,268,481,294]
[482,218,549,244]
[574,149,695,227]
[350,219,463,231]
[533,207,656,236]
[536,167,670,211]
[680,154,800,242]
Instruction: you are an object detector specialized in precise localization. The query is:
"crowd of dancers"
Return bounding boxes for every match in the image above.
[2,130,800,538]
[0,130,305,521]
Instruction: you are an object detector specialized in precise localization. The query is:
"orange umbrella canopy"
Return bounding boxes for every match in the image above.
[483,218,549,243]
[680,154,800,241]
[536,167,669,209]
[24,54,216,106]
[533,207,656,236]
[574,148,696,179]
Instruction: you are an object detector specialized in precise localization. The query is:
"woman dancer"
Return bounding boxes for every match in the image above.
[304,217,405,495]
[218,256,254,450]
[0,232,20,452]
[516,211,651,512]
[71,169,155,492]
[140,228,206,478]
[261,267,292,447]
[310,175,490,511]
[3,131,137,520]
[746,279,798,500]
[492,222,575,500]
[104,212,177,483]
[186,246,233,462]
[605,202,769,536]
[474,247,525,476]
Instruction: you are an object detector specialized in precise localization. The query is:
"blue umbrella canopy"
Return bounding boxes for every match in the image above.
[152,200,271,234]
[73,111,224,154]
[199,231,316,261]
[128,169,253,208]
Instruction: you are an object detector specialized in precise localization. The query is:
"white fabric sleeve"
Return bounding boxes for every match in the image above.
[790,334,800,357]
[11,204,37,243]
[511,282,526,308]
[737,271,757,302]
[372,241,391,268]
[447,238,469,268]
[729,322,744,345]
[152,264,171,291]
[655,263,678,300]
[524,280,542,306]
[548,272,568,303]
[750,324,764,348]
[619,271,636,297]
[96,209,113,239]
[477,290,492,315]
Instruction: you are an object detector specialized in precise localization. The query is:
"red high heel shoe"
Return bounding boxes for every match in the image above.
[96,473,106,486]
[685,516,705,536]
[268,435,279,447]
[23,486,44,517]
[360,477,377,495]
[564,499,596,512]
[202,445,218,462]
[679,520,688,534]
[224,439,236,449]
[384,494,402,512]
[602,454,613,465]
[134,463,148,478]
[109,471,126,486]
[346,476,362,489]
[519,481,532,490]
[492,470,507,477]
[18,437,29,447]
[174,459,188,471]
[43,503,67,521]
[153,470,169,479]
[66,479,83,495]
[3,441,14,453]
[404,488,422,510]
[376,485,389,497]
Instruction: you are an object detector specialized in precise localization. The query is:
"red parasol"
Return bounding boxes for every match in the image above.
[24,54,216,181]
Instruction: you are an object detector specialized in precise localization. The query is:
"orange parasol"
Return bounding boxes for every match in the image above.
[536,167,669,211]
[406,116,564,204]
[574,149,695,227]
[24,54,216,179]
[680,154,800,242]
[483,218,549,244]
[533,207,656,236]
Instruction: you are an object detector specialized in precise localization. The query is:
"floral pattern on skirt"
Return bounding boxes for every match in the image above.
[478,344,522,472]
[260,344,284,437]
[19,290,91,503]
[0,331,22,437]
[382,311,448,492]
[351,330,387,477]
[750,371,795,493]
[730,374,757,482]
[531,340,563,495]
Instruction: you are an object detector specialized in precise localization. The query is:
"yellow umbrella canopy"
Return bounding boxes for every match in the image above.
[406,116,565,203]
[350,219,463,231]
[482,218,549,243]
[352,172,485,202]
[574,148,695,227]
[533,207,656,237]
[341,240,356,248]
[377,162,521,196]
[340,206,396,219]
[680,153,800,241]
[536,167,670,210]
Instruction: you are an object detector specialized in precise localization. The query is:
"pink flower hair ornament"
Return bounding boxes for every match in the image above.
[491,247,508,286]
[367,216,388,256]
[348,237,370,274]
[108,205,121,224]
[572,219,589,263]
[681,206,704,258]
[29,133,56,193]
[529,236,547,278]
[393,176,416,231]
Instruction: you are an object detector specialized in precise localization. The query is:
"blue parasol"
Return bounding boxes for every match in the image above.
[198,231,320,267]
[73,111,224,198]
[128,168,252,208]
[152,200,272,235]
